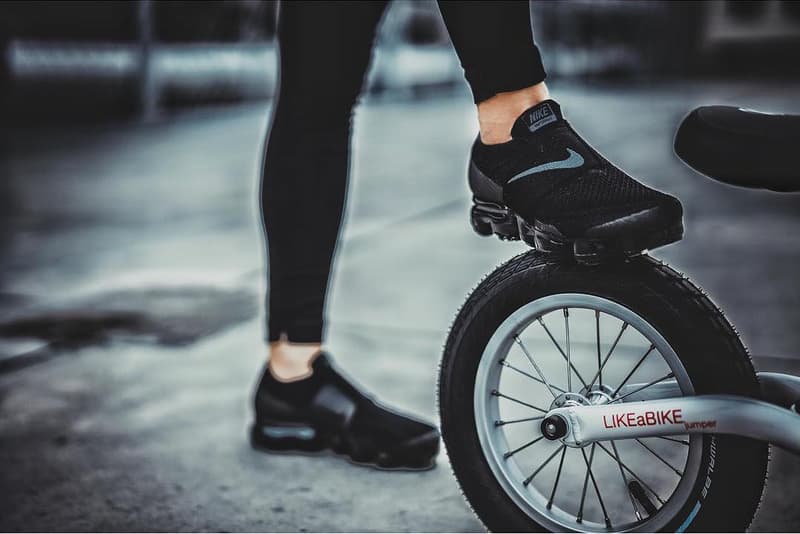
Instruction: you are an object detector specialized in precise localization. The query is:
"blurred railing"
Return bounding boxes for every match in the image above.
[2,0,798,123]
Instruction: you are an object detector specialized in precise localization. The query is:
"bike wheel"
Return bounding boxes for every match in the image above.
[439,251,768,532]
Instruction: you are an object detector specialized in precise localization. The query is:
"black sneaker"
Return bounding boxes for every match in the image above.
[250,352,440,471]
[469,99,683,264]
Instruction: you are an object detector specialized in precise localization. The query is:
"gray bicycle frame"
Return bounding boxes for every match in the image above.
[546,372,800,454]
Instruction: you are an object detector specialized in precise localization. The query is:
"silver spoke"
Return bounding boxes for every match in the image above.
[611,440,643,521]
[564,308,572,392]
[504,435,545,459]
[617,378,681,401]
[654,435,690,446]
[611,344,656,397]
[586,322,629,391]
[537,316,588,389]
[514,336,559,399]
[595,442,666,505]
[581,445,612,529]
[547,447,567,510]
[523,445,565,486]
[595,311,602,387]
[491,390,548,412]
[500,359,567,394]
[577,443,596,524]
[611,373,676,404]
[495,415,544,427]
[635,439,683,476]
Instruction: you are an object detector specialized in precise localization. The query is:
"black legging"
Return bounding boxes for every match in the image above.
[262,0,546,343]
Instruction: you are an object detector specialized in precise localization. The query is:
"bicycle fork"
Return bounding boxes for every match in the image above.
[541,372,800,454]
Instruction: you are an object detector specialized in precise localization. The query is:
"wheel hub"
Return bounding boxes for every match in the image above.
[545,388,617,445]
[546,393,590,446]
[550,391,590,410]
[583,383,616,404]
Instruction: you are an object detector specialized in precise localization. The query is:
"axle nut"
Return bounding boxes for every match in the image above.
[540,414,568,440]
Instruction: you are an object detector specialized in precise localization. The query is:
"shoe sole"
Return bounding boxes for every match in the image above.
[471,197,683,265]
[249,423,440,472]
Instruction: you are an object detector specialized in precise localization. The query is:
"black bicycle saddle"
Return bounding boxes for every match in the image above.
[674,106,800,192]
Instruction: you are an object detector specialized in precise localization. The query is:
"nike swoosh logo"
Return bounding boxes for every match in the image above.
[507,148,585,184]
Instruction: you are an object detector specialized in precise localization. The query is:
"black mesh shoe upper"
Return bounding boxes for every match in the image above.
[471,100,682,238]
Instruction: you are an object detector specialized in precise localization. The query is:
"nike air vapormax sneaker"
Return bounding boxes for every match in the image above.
[251,353,440,470]
[469,99,683,264]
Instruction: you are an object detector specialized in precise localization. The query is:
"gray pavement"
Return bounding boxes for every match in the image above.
[1,80,800,531]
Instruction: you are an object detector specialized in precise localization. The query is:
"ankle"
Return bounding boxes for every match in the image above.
[477,82,550,145]
[268,339,321,382]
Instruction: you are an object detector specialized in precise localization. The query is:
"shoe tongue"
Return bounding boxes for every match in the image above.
[311,351,332,372]
[310,352,367,400]
[511,99,564,138]
[311,352,347,383]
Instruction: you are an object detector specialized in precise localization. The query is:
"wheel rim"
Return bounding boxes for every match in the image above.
[474,293,703,532]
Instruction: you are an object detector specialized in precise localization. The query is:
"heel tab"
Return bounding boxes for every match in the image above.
[469,160,504,203]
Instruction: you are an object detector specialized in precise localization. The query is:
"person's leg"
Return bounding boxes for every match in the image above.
[262,0,386,378]
[438,0,549,143]
[438,1,684,260]
[477,83,550,144]
[254,0,439,470]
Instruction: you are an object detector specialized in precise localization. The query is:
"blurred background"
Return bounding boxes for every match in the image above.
[1,0,799,531]
[2,0,800,120]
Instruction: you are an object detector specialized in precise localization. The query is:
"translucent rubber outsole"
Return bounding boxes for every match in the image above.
[470,197,683,265]
[249,422,440,471]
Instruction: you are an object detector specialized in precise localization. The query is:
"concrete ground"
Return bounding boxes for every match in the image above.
[1,80,799,531]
